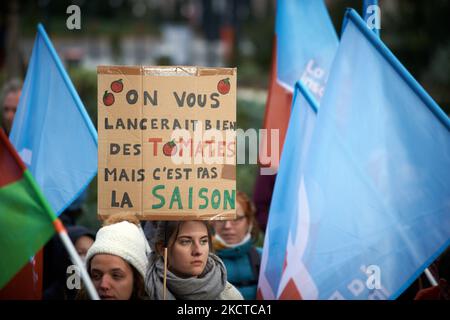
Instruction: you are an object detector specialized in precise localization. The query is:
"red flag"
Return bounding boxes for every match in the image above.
[253,38,292,233]
[259,38,293,171]
[0,250,44,300]
[0,129,55,299]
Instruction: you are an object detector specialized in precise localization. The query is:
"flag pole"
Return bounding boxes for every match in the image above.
[424,268,438,287]
[22,170,100,300]
[52,219,100,300]
[163,221,169,300]
[163,247,168,300]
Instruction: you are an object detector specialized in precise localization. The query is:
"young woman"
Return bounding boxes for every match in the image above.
[212,191,262,299]
[145,220,243,300]
[78,215,150,300]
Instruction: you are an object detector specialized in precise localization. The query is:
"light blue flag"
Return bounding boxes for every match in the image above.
[276,0,338,100]
[258,0,338,298]
[258,82,320,299]
[10,24,97,216]
[258,0,338,171]
[296,9,450,299]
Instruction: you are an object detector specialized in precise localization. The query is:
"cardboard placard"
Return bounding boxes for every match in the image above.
[98,66,236,220]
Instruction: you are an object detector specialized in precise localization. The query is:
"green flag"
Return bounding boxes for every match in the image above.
[0,129,56,289]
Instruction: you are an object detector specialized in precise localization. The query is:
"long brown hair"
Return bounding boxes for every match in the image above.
[152,221,214,255]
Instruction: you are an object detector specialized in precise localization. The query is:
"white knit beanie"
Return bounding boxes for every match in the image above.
[86,221,151,279]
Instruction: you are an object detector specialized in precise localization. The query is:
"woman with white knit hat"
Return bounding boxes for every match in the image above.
[78,214,151,300]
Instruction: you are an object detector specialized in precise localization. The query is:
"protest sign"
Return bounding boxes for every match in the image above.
[98,66,236,220]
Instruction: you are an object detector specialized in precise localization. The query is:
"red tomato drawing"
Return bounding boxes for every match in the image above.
[163,140,177,156]
[217,78,231,95]
[103,91,115,106]
[111,79,124,93]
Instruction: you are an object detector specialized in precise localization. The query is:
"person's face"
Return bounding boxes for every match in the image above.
[90,254,134,300]
[214,202,250,245]
[75,236,94,263]
[2,90,21,133]
[168,221,209,278]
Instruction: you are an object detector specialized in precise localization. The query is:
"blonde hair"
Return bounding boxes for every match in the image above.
[1,78,22,108]
[102,213,140,226]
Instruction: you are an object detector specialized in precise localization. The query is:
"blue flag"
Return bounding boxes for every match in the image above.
[258,82,319,299]
[10,24,97,216]
[258,0,339,298]
[276,0,338,100]
[259,0,339,172]
[290,9,450,299]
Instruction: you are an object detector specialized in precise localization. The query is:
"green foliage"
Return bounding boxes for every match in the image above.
[67,67,98,128]
[65,68,99,230]
[77,176,101,232]
[236,97,265,199]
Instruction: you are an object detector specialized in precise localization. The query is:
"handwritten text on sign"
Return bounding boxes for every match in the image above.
[98,66,236,220]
